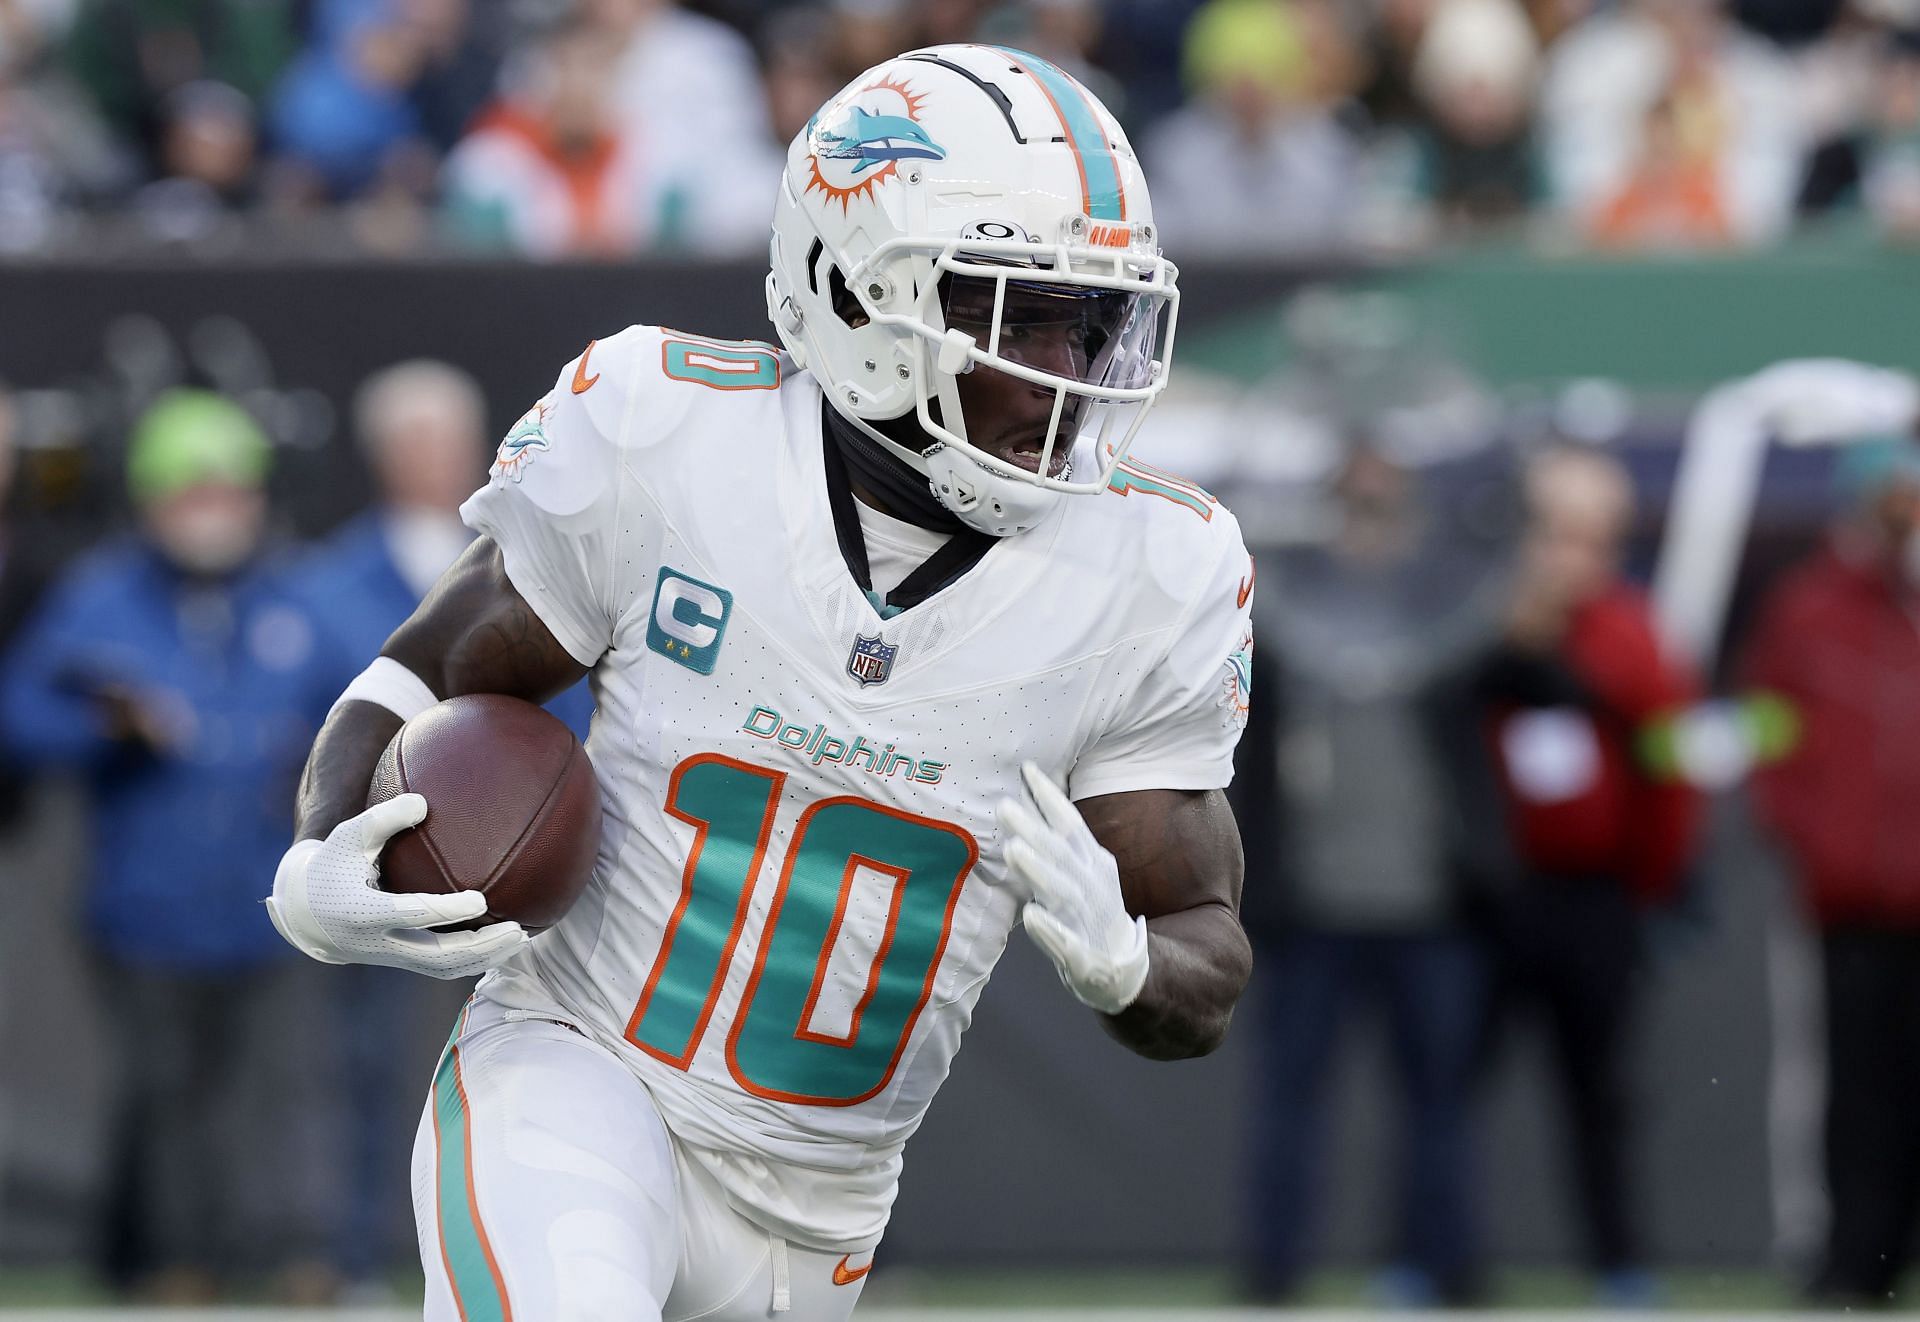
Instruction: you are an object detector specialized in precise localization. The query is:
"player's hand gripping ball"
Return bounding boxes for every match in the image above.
[368,694,603,931]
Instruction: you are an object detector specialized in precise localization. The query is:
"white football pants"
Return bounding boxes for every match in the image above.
[411,994,873,1322]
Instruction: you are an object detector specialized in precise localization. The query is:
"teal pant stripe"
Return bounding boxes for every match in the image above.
[1000,47,1126,220]
[433,1034,511,1322]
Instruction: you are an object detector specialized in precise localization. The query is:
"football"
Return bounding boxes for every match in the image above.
[366,694,601,932]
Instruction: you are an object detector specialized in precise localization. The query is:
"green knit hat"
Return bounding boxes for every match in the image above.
[1184,0,1310,99]
[126,389,271,505]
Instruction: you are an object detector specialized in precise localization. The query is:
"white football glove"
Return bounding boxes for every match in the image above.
[266,794,529,980]
[996,762,1150,1016]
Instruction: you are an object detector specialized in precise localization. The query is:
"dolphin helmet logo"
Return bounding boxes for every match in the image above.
[805,76,945,210]
[816,107,947,173]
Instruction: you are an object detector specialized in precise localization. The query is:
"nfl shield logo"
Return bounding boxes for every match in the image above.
[847,633,897,687]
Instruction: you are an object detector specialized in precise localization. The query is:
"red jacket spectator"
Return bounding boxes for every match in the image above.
[1489,586,1703,904]
[1745,540,1920,928]
[1461,445,1700,1288]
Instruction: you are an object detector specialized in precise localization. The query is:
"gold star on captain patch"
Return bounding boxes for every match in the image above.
[680,644,692,658]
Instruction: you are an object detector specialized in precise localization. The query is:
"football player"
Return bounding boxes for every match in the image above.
[270,46,1255,1322]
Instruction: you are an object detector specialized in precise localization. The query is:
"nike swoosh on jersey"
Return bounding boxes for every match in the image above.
[571,339,601,395]
[832,1255,873,1286]
[1236,560,1255,609]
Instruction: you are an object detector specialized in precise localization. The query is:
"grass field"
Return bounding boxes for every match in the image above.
[0,1304,1889,1312]
[0,1266,1897,1316]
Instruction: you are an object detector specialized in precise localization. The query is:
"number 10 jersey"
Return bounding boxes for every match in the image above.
[459,325,1253,1251]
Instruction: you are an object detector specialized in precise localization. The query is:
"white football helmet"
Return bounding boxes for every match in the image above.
[767,45,1179,536]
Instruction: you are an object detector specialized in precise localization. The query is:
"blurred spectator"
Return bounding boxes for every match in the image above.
[1786,2,1882,217]
[1441,445,1703,1305]
[301,358,594,731]
[0,67,71,246]
[1145,0,1365,253]
[0,384,54,834]
[1743,434,1920,1307]
[1093,0,1207,128]
[785,0,989,56]
[1234,446,1496,1307]
[1008,0,1106,78]
[1588,89,1738,247]
[0,0,125,247]
[922,0,990,43]
[586,0,782,250]
[393,0,501,154]
[1540,0,1804,245]
[0,0,74,68]
[1738,0,1849,45]
[1517,0,1595,44]
[826,0,916,88]
[129,78,253,242]
[757,5,839,145]
[1859,34,1920,239]
[440,16,638,258]
[269,0,500,203]
[1355,0,1435,130]
[1409,0,1543,231]
[981,0,1126,116]
[307,360,488,667]
[267,0,415,200]
[444,6,776,257]
[64,0,299,175]
[0,0,1907,255]
[0,390,340,1302]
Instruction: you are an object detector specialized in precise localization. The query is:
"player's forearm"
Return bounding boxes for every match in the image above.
[294,701,404,842]
[1101,900,1250,1060]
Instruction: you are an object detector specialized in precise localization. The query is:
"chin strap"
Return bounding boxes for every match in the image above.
[821,405,997,615]
[821,399,967,533]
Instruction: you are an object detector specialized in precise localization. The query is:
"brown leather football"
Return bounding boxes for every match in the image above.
[367,694,601,932]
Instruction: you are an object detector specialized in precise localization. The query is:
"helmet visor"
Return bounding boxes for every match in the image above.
[939,273,1163,393]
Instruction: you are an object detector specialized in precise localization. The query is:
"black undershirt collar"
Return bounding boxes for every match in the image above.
[820,402,995,616]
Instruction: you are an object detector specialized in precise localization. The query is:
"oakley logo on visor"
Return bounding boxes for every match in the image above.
[963,220,1033,242]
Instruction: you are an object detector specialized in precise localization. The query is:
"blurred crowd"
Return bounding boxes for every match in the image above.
[7,0,1920,257]
[1219,380,1920,1308]
[1234,436,1698,1309]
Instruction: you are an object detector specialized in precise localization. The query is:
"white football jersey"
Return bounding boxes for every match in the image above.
[460,324,1253,1251]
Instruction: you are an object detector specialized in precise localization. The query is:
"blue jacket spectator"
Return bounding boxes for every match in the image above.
[0,400,335,969]
[0,388,340,1297]
[299,508,592,737]
[301,508,437,674]
[296,359,591,736]
[269,0,503,199]
[269,0,421,197]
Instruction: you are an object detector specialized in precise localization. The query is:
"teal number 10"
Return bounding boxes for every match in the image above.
[625,754,979,1106]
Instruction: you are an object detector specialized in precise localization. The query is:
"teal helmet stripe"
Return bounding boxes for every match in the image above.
[997,47,1126,221]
